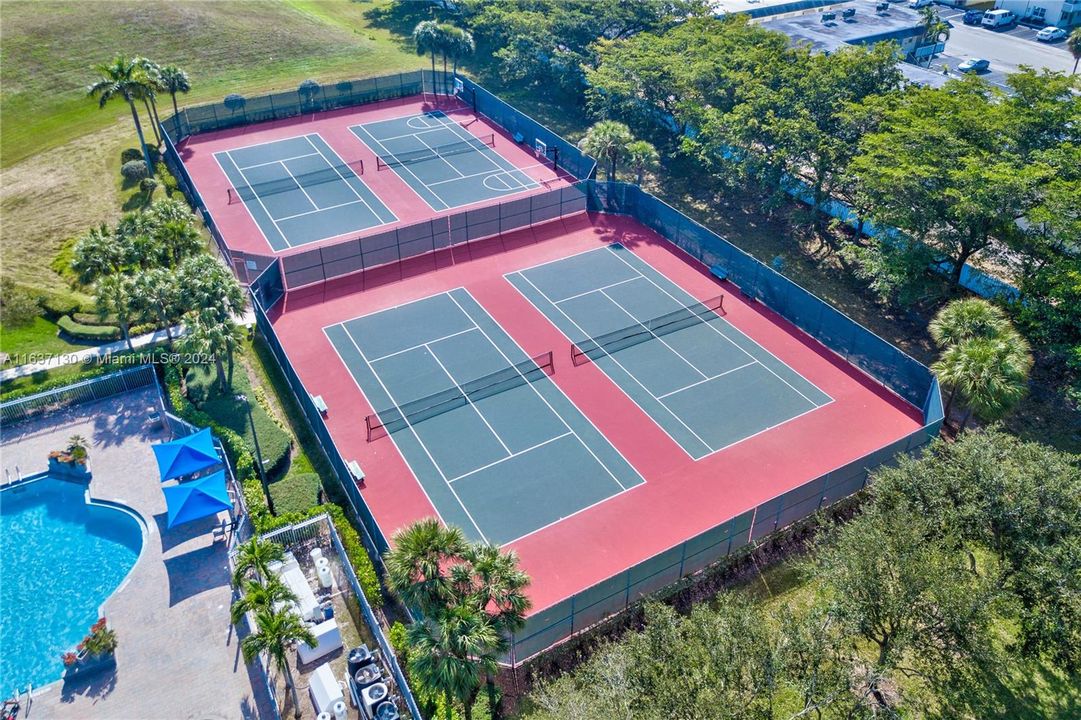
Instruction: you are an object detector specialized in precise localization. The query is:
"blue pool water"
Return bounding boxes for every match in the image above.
[0,477,143,690]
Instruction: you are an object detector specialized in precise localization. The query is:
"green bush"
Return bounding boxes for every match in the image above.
[0,278,42,327]
[270,471,321,515]
[39,291,82,320]
[73,312,118,326]
[121,160,149,181]
[57,315,120,341]
[140,177,159,194]
[156,162,180,197]
[121,148,143,163]
[0,359,135,402]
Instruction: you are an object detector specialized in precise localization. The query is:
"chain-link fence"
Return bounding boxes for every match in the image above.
[279,183,587,289]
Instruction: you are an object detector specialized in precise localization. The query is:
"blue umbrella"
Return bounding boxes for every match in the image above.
[153,427,220,482]
[163,470,232,528]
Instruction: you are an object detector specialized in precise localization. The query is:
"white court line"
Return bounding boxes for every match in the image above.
[302,134,398,225]
[425,338,514,455]
[553,276,640,304]
[336,323,490,542]
[274,197,380,223]
[368,327,478,363]
[655,361,757,400]
[215,151,294,249]
[424,161,545,189]
[447,432,573,485]
[448,289,639,492]
[412,132,468,180]
[237,151,321,171]
[428,112,542,193]
[351,123,448,212]
[512,271,713,458]
[276,157,322,212]
[606,247,830,407]
[599,286,710,382]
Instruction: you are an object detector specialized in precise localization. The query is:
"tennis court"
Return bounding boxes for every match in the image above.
[350,111,546,212]
[324,288,643,545]
[215,133,397,251]
[508,245,833,460]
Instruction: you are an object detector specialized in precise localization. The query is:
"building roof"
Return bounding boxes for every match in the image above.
[760,0,929,53]
[711,0,851,18]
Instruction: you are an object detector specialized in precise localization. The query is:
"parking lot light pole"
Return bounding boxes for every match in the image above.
[236,393,274,514]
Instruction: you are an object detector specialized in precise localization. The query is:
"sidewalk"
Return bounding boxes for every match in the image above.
[1,310,254,383]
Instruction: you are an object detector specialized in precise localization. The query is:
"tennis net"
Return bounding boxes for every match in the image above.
[227,160,364,204]
[571,296,725,366]
[365,351,554,440]
[375,133,496,170]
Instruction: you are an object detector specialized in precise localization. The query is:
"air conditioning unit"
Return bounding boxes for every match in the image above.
[361,682,390,720]
[842,8,856,19]
[374,701,401,720]
[876,2,890,11]
[354,663,383,691]
[821,11,836,23]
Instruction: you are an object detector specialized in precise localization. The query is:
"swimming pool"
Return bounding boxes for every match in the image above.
[0,476,143,690]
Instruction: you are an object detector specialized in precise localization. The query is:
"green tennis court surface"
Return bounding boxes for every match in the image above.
[215,133,396,251]
[324,288,643,545]
[350,111,546,212]
[508,245,833,460]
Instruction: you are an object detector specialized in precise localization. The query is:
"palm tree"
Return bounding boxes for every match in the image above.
[931,334,1032,430]
[385,518,468,615]
[1069,28,1081,75]
[177,254,246,324]
[136,57,163,146]
[231,576,297,624]
[182,309,243,391]
[413,21,441,84]
[462,544,530,717]
[94,274,137,352]
[72,224,134,284]
[241,607,317,720]
[408,607,499,720]
[446,26,475,78]
[232,536,285,587]
[579,120,634,181]
[88,54,155,176]
[154,219,203,267]
[132,269,181,347]
[159,65,192,118]
[928,298,1010,349]
[625,140,660,186]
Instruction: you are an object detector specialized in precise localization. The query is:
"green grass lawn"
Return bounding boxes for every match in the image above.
[0,316,85,367]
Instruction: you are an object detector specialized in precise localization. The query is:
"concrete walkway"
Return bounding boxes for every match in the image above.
[1,388,275,719]
[1,311,256,383]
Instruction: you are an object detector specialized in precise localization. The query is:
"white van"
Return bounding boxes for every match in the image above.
[982,9,1016,28]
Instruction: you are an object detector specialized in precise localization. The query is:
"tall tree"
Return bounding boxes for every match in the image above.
[407,606,498,720]
[182,308,242,391]
[1070,27,1081,75]
[625,139,659,185]
[928,298,1011,349]
[230,576,297,624]
[159,65,192,119]
[445,26,475,77]
[94,274,137,351]
[132,268,182,347]
[385,518,468,615]
[88,54,155,175]
[932,333,1032,430]
[232,537,285,586]
[413,20,441,82]
[72,224,134,284]
[850,77,1047,288]
[241,607,317,720]
[579,120,633,181]
[135,57,163,145]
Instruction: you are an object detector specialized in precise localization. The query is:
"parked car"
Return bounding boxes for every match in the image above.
[958,58,991,73]
[908,0,933,8]
[962,10,983,25]
[982,9,1016,28]
[1035,26,1068,42]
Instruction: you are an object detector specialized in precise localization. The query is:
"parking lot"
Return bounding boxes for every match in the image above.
[934,8,1075,89]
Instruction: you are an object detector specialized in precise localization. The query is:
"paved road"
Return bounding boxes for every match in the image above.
[939,10,1075,76]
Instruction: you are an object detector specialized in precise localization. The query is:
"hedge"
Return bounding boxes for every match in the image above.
[57,315,121,341]
[73,312,119,326]
[0,359,138,402]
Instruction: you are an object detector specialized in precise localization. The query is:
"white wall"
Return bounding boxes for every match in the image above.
[995,0,1081,27]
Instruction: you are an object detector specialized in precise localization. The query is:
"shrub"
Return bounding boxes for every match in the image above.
[0,277,42,327]
[121,148,143,163]
[270,471,320,515]
[140,177,159,195]
[57,315,120,341]
[0,358,139,402]
[121,160,149,181]
[73,312,118,326]
[156,162,180,197]
[38,291,82,320]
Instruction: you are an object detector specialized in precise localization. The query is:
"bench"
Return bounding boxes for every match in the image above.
[710,264,728,281]
[311,394,328,415]
[348,461,365,482]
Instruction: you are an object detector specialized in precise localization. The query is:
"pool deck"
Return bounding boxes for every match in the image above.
[1,388,275,719]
